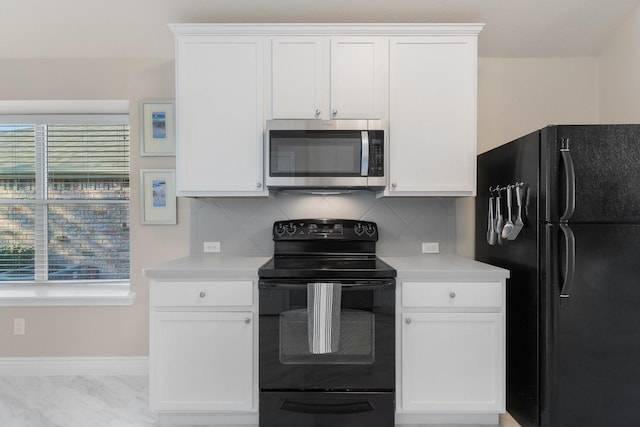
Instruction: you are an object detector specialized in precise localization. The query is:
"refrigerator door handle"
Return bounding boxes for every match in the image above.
[559,224,576,298]
[560,138,576,222]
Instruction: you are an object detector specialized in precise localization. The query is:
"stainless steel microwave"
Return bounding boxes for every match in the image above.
[265,119,386,189]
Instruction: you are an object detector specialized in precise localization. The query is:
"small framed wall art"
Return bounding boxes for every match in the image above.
[140,100,175,156]
[140,169,177,225]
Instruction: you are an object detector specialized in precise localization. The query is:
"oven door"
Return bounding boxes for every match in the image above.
[258,278,395,391]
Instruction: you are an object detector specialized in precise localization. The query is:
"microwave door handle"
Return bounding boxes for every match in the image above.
[361,131,369,176]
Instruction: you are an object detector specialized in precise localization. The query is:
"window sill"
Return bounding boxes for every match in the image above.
[0,282,135,307]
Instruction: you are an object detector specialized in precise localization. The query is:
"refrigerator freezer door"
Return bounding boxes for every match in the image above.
[542,125,640,224]
[544,223,640,427]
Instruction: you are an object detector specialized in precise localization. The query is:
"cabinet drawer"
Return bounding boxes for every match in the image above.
[402,282,502,308]
[151,281,253,307]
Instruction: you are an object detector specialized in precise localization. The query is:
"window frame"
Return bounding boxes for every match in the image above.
[0,101,134,307]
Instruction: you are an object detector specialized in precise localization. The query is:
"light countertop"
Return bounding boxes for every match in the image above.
[143,255,270,280]
[144,254,508,282]
[382,255,509,281]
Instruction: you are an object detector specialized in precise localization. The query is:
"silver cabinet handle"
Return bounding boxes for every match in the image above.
[404,317,411,325]
[244,318,251,324]
[199,291,206,298]
[391,182,397,188]
[449,292,456,299]
[315,109,321,116]
[331,109,338,116]
[256,182,262,188]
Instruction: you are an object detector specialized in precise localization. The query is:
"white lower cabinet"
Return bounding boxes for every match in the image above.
[150,311,253,411]
[147,266,506,425]
[398,280,505,424]
[149,280,257,421]
[402,312,503,411]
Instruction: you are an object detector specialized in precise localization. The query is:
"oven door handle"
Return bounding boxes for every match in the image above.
[280,398,374,414]
[259,280,394,290]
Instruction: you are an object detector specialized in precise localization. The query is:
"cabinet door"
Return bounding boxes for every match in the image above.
[271,37,327,119]
[330,37,388,119]
[388,36,477,196]
[175,36,266,196]
[150,311,254,411]
[401,312,504,412]
[270,37,387,120]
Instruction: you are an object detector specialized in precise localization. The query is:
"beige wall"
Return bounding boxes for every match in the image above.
[0,59,190,356]
[456,57,600,258]
[599,3,640,122]
[476,58,599,154]
[458,2,640,258]
[2,6,639,355]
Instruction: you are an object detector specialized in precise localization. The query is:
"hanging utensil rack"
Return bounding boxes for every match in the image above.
[487,182,526,245]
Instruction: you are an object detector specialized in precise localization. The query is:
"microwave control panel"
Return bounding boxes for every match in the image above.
[368,131,384,177]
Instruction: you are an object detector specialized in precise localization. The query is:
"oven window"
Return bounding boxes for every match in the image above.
[280,308,374,364]
[269,130,362,176]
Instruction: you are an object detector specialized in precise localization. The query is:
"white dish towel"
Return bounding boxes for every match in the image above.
[307,282,342,354]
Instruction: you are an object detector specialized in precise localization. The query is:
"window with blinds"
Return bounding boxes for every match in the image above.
[0,117,129,283]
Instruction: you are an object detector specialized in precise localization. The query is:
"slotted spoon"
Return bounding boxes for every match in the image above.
[508,185,525,240]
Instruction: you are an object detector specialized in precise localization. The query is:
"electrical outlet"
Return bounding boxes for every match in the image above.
[203,241,221,253]
[421,242,440,254]
[14,318,25,335]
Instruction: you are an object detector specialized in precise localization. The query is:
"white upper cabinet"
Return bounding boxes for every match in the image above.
[173,33,267,197]
[171,24,481,198]
[270,37,388,120]
[387,35,479,196]
[270,37,325,119]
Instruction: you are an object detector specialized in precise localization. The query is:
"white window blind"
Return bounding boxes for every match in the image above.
[0,114,130,284]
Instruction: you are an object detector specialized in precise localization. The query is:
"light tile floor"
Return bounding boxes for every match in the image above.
[0,375,521,427]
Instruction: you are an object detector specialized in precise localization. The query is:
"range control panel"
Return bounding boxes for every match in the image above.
[272,219,378,241]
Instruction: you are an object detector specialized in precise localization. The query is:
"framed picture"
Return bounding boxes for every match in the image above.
[140,169,177,225]
[140,100,175,156]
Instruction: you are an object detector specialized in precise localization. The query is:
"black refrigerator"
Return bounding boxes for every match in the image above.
[475,125,640,427]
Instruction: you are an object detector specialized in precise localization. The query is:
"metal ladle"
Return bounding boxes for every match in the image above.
[487,196,496,245]
[495,192,504,244]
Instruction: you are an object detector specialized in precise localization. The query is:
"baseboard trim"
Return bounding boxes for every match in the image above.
[395,412,499,425]
[159,412,258,426]
[0,356,149,376]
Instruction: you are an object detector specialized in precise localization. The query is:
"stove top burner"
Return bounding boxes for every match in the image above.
[260,219,396,280]
[258,255,396,279]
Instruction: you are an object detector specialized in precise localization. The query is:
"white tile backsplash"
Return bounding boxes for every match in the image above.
[190,193,455,257]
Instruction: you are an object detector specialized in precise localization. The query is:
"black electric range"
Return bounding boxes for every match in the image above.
[258,219,396,427]
[258,218,396,280]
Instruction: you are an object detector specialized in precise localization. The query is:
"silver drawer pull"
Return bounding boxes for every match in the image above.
[449,292,456,299]
[404,317,412,325]
[244,318,251,324]
[199,291,206,298]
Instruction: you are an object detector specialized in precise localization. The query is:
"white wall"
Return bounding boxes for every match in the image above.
[0,58,190,357]
[599,3,640,122]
